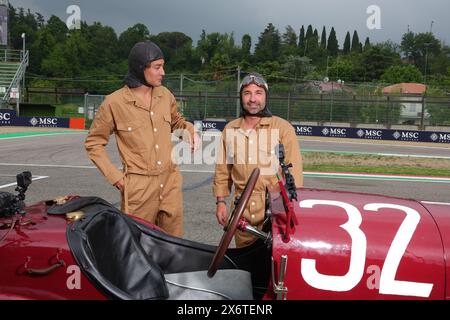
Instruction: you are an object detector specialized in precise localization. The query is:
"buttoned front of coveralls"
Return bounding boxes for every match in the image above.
[85,85,193,237]
[213,116,303,247]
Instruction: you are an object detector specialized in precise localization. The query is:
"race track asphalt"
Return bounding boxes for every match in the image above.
[1,130,449,245]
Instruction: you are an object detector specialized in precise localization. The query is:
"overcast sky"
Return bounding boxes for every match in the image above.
[9,0,450,46]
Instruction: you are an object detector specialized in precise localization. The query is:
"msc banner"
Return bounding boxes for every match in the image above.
[0,109,71,128]
[292,124,450,144]
[14,116,70,128]
[0,109,16,125]
[194,120,227,132]
[192,119,450,144]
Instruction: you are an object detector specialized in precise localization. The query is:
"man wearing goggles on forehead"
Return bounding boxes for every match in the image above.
[213,72,303,247]
[242,73,269,90]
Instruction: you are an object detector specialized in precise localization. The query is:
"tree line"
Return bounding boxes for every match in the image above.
[6,3,450,94]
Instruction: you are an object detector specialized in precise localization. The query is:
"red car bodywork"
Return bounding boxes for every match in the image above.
[267,189,447,300]
[1,188,449,300]
[0,200,105,299]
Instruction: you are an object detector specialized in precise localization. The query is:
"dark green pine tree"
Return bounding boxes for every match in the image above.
[282,25,298,46]
[320,26,327,49]
[363,37,371,51]
[253,23,281,63]
[305,25,313,40]
[343,32,351,54]
[327,27,339,56]
[309,29,319,54]
[298,25,305,47]
[240,34,252,62]
[351,30,360,52]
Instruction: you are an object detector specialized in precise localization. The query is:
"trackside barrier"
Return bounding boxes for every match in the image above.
[196,120,450,144]
[0,109,85,129]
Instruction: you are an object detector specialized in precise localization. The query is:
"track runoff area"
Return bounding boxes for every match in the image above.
[0,130,449,244]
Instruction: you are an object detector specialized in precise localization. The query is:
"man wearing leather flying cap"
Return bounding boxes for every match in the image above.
[85,40,199,237]
[213,72,303,247]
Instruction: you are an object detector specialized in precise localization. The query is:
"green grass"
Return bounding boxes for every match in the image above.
[304,164,450,177]
[54,103,84,118]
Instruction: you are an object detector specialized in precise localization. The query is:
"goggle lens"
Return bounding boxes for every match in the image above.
[240,74,268,91]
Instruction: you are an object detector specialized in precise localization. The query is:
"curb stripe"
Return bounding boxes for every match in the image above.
[0,131,87,139]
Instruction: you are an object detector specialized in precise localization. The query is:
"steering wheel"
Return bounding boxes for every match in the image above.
[207,168,260,278]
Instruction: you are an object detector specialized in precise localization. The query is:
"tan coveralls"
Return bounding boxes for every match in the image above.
[85,85,194,237]
[213,116,303,247]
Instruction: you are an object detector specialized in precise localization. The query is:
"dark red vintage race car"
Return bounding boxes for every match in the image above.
[1,168,449,300]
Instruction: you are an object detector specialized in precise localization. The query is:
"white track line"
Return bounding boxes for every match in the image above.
[300,138,450,150]
[0,163,449,183]
[370,153,450,160]
[0,175,49,189]
[306,171,450,180]
[0,163,96,169]
[0,163,218,173]
[304,149,450,160]
[202,131,450,150]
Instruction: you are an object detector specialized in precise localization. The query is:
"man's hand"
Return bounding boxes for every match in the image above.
[114,179,124,192]
[191,132,201,153]
[215,202,228,226]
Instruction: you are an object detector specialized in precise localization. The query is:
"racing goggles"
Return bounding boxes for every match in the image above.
[239,73,269,91]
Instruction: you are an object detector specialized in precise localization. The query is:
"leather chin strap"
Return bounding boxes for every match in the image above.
[124,72,153,88]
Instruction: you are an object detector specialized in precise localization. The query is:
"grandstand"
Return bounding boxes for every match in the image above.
[0,49,28,110]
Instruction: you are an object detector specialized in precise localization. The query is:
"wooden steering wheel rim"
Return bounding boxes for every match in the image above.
[207,168,260,278]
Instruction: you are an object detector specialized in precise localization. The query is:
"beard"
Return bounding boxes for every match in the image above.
[243,103,265,115]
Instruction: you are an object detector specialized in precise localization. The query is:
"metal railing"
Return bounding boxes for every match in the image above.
[1,50,29,106]
[0,49,26,63]
[83,91,450,130]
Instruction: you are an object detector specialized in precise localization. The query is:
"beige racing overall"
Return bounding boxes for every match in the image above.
[213,116,303,247]
[85,85,193,237]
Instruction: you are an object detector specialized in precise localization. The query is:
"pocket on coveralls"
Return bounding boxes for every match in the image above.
[116,120,146,151]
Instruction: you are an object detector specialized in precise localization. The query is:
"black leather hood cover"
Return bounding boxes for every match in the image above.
[65,198,168,300]
[59,196,234,300]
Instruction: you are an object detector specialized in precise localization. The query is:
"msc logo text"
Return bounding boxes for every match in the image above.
[296,126,313,135]
[0,112,11,121]
[30,117,58,126]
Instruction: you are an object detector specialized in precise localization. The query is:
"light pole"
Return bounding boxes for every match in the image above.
[424,43,430,85]
[21,33,25,56]
[21,33,26,101]
[430,20,434,34]
[236,66,241,118]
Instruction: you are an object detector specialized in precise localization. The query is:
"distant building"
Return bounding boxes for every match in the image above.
[383,83,428,125]
[382,83,427,95]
